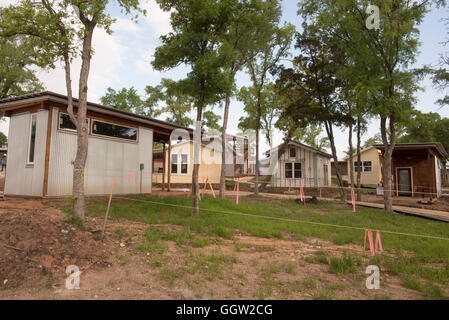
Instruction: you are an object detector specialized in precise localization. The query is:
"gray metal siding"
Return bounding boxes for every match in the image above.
[4,110,48,196]
[47,107,153,196]
[271,144,331,188]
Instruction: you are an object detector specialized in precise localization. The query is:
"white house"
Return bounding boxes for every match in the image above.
[267,141,332,188]
[0,91,192,197]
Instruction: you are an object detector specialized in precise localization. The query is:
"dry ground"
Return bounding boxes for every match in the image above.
[0,197,430,300]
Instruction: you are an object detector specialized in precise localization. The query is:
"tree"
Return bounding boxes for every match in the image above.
[218,0,283,198]
[291,124,330,152]
[0,132,7,146]
[299,0,438,211]
[0,36,45,99]
[238,83,281,148]
[100,86,162,118]
[1,0,143,222]
[239,24,294,196]
[362,134,382,149]
[152,0,236,216]
[277,26,349,202]
[202,110,222,132]
[399,110,449,159]
[145,78,193,127]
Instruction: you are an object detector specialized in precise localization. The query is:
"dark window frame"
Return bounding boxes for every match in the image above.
[91,119,138,142]
[289,147,296,158]
[285,163,293,179]
[294,162,302,178]
[181,154,188,174]
[27,113,37,165]
[171,154,178,174]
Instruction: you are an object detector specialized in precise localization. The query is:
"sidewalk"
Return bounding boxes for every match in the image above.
[348,201,449,223]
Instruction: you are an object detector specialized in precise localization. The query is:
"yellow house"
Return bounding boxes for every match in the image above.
[152,138,247,185]
[344,145,382,186]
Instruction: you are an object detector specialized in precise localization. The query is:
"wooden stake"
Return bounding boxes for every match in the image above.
[101,178,116,239]
[209,181,216,198]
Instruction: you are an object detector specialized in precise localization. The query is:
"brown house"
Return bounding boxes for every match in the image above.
[375,143,448,198]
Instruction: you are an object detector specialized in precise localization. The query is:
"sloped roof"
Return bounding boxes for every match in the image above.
[0,91,193,133]
[374,142,448,158]
[267,140,332,158]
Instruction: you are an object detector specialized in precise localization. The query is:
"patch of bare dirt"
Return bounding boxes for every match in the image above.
[0,198,432,300]
[0,200,108,290]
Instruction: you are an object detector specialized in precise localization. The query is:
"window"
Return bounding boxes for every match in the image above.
[354,161,372,172]
[92,120,137,141]
[171,153,188,174]
[27,114,37,164]
[294,163,302,178]
[59,113,77,131]
[289,147,296,158]
[59,113,89,131]
[285,163,293,178]
[363,161,372,172]
[171,154,178,174]
[181,154,188,174]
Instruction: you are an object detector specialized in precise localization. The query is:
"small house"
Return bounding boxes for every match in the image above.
[268,141,332,188]
[152,135,249,185]
[375,143,448,198]
[0,91,193,197]
[343,145,382,186]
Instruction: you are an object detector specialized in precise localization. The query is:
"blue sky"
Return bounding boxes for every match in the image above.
[1,0,448,158]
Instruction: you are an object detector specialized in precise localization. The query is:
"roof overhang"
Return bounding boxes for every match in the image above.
[374,143,448,158]
[0,91,193,134]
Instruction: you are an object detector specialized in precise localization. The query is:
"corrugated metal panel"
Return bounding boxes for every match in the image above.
[5,110,48,196]
[271,144,331,188]
[47,107,153,196]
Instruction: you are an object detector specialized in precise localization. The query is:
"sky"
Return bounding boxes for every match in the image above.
[1,0,448,159]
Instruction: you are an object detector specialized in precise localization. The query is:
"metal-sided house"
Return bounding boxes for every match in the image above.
[268,141,332,188]
[0,92,193,197]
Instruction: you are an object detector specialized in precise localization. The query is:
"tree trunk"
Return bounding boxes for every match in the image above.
[72,24,95,223]
[380,115,396,212]
[254,127,259,196]
[325,121,345,202]
[219,94,231,198]
[348,122,354,189]
[192,96,204,216]
[356,117,362,201]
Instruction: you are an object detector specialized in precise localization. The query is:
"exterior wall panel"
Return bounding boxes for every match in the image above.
[5,110,48,196]
[47,107,153,196]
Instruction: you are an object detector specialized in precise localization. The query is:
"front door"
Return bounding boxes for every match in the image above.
[397,168,412,197]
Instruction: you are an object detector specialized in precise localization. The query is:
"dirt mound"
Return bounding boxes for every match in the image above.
[0,209,108,289]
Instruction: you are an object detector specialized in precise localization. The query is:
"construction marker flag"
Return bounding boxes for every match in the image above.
[351,187,356,212]
[127,171,130,183]
[375,231,383,252]
[364,229,375,256]
[300,184,305,205]
[134,172,137,185]
[236,178,240,205]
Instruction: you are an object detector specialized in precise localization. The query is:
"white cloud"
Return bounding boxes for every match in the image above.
[36,27,127,102]
[141,0,172,37]
[0,0,19,7]
[135,48,159,76]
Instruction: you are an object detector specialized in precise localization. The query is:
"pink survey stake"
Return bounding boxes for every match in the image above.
[351,188,356,212]
[236,178,239,205]
[364,229,375,256]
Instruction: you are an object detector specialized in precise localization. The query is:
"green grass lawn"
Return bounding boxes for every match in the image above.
[71,195,449,297]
